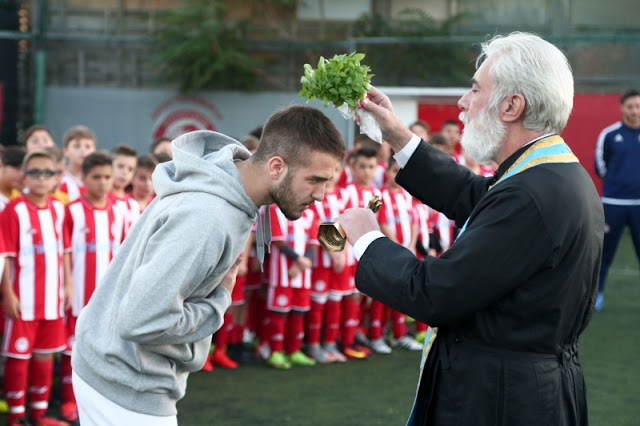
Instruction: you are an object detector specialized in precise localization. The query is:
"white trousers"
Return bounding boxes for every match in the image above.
[72,372,178,426]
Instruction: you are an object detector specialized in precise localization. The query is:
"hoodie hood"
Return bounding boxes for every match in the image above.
[153,130,257,218]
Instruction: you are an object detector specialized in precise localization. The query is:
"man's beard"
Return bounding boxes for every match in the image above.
[270,170,304,220]
[459,105,506,164]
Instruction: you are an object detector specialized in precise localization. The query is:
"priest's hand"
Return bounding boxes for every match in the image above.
[358,85,414,153]
[335,208,381,246]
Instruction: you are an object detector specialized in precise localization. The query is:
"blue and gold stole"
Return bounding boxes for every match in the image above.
[406,135,578,425]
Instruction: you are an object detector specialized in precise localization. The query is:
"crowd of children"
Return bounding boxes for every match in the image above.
[0,120,494,425]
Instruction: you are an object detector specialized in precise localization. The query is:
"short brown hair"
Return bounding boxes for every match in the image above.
[23,125,53,146]
[44,146,64,163]
[252,105,344,168]
[63,125,96,148]
[82,151,113,176]
[2,145,26,167]
[23,149,56,169]
[112,144,137,158]
[150,137,172,154]
[428,133,448,147]
[350,147,378,164]
[410,120,430,133]
[241,135,260,152]
[137,155,158,172]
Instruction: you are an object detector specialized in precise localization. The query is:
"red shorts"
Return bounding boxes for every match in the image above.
[63,314,78,355]
[328,265,356,298]
[311,266,331,299]
[267,286,311,313]
[2,317,65,359]
[231,274,246,306]
[245,254,268,290]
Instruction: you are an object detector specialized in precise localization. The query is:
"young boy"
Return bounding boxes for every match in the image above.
[266,205,318,369]
[130,155,157,212]
[45,146,71,205]
[0,146,26,206]
[23,125,56,153]
[341,148,381,359]
[60,152,124,424]
[107,145,139,233]
[1,150,69,425]
[60,125,97,202]
[307,162,348,363]
[375,158,422,352]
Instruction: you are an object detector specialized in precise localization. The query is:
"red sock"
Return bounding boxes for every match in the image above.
[4,357,28,423]
[306,301,324,346]
[29,357,53,420]
[392,310,406,339]
[285,313,305,355]
[324,299,341,344]
[368,299,385,339]
[359,297,368,330]
[60,354,75,405]
[269,311,286,353]
[341,298,360,346]
[215,313,233,349]
[246,289,258,333]
[416,321,429,332]
[230,323,244,345]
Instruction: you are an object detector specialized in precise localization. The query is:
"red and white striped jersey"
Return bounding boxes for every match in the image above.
[59,171,85,202]
[107,192,140,235]
[268,206,318,289]
[432,209,457,252]
[1,194,65,320]
[378,187,414,248]
[63,197,125,317]
[343,183,381,265]
[412,199,433,251]
[372,163,388,189]
[310,188,346,268]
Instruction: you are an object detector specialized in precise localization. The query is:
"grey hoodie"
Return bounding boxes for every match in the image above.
[72,131,258,416]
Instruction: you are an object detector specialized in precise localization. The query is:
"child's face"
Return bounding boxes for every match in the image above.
[0,162,22,190]
[152,141,172,158]
[132,167,154,198]
[25,130,55,152]
[64,138,96,167]
[112,155,137,190]
[441,124,461,146]
[23,157,56,197]
[351,156,377,187]
[385,162,401,187]
[83,165,113,199]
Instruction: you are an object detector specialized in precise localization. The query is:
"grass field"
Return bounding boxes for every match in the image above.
[1,235,637,425]
[178,232,640,426]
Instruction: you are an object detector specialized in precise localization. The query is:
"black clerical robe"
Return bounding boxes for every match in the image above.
[355,138,604,425]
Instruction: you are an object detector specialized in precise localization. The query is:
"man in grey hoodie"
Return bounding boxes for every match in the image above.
[71,105,345,425]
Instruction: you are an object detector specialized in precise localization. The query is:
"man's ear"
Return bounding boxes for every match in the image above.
[500,94,526,123]
[267,156,287,182]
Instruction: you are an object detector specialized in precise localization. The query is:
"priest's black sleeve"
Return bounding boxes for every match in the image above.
[355,185,556,326]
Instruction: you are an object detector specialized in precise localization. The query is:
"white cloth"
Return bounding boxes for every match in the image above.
[73,372,178,426]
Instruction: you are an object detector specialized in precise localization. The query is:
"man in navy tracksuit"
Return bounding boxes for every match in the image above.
[594,89,640,310]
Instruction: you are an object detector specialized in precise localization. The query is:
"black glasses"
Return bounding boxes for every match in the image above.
[24,169,57,179]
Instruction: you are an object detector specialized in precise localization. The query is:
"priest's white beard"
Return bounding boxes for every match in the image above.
[459,106,506,164]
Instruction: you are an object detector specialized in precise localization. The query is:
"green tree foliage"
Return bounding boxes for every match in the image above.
[153,1,262,91]
[352,9,476,87]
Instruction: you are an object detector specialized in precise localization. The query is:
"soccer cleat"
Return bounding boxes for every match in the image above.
[355,327,371,347]
[211,349,239,369]
[306,344,336,364]
[0,398,8,414]
[323,343,347,363]
[9,418,30,426]
[201,353,214,372]
[369,338,392,354]
[343,344,369,360]
[415,330,427,344]
[255,341,271,361]
[267,351,291,369]
[60,402,80,426]
[287,351,316,366]
[594,293,604,311]
[354,344,372,356]
[32,414,70,426]
[390,336,423,351]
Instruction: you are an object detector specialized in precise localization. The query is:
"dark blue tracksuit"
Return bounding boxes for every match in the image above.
[594,121,640,292]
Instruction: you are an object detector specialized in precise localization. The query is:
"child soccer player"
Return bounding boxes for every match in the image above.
[266,205,318,369]
[60,125,97,202]
[307,162,348,363]
[130,155,157,212]
[0,146,26,205]
[1,150,69,425]
[23,125,56,152]
[375,158,422,352]
[341,147,381,358]
[108,145,139,233]
[45,146,71,205]
[60,152,124,425]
